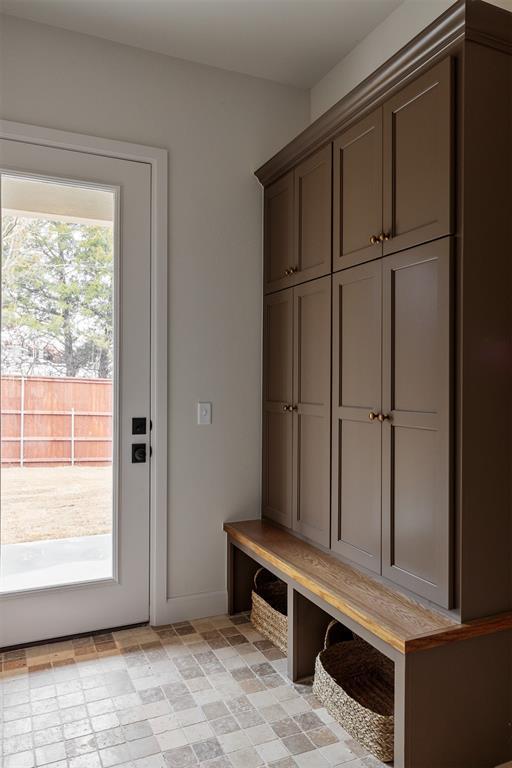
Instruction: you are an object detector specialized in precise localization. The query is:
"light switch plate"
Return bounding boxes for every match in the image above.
[197,402,212,425]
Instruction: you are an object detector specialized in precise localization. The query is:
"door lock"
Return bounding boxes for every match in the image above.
[132,417,147,435]
[132,443,147,463]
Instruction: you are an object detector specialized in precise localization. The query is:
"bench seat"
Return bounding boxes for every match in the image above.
[224,519,512,654]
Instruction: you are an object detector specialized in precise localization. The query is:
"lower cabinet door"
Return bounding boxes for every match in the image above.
[331,262,382,572]
[381,238,453,607]
[262,289,293,527]
[292,276,331,547]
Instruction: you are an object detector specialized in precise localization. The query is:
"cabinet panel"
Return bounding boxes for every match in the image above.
[264,172,294,294]
[263,409,293,528]
[332,263,382,572]
[333,109,383,271]
[263,290,293,527]
[382,238,452,607]
[383,58,453,255]
[294,146,332,284]
[293,277,331,547]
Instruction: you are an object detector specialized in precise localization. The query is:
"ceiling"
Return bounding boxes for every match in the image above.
[0,0,405,88]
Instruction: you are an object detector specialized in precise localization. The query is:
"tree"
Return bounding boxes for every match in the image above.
[1,215,113,379]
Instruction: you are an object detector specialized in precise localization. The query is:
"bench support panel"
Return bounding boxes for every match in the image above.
[288,587,333,682]
[394,630,512,768]
[227,541,259,615]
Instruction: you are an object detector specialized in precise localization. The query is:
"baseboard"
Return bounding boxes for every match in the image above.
[152,589,228,625]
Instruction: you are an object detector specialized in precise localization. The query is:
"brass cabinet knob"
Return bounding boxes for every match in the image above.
[291,404,298,411]
[282,404,290,412]
[369,235,379,245]
[379,232,391,242]
[284,268,291,276]
[368,411,377,421]
[377,412,390,422]
[290,266,299,274]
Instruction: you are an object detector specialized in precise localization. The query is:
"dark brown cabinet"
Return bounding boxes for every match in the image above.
[381,239,453,607]
[333,109,383,271]
[331,261,382,572]
[264,147,331,294]
[292,277,331,547]
[383,58,453,256]
[256,6,512,761]
[294,146,332,284]
[332,239,452,606]
[264,172,295,294]
[258,0,512,626]
[333,58,453,271]
[263,277,331,547]
[262,289,293,527]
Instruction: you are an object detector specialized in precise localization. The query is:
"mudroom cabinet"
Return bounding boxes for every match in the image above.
[333,58,453,272]
[257,0,512,625]
[264,145,332,294]
[262,276,331,547]
[253,3,512,765]
[332,239,452,606]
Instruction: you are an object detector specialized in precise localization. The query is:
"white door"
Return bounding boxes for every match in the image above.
[0,138,151,647]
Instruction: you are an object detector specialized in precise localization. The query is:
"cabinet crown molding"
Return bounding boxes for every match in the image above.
[255,0,511,187]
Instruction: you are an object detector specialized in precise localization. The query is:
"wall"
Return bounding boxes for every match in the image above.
[0,14,309,620]
[310,0,512,121]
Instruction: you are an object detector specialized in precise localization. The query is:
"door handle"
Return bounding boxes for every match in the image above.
[132,443,147,463]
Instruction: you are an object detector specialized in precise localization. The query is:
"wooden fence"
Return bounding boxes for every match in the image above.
[1,376,112,467]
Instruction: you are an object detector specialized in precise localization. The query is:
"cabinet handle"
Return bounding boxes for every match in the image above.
[290,266,299,274]
[290,404,298,411]
[284,268,292,276]
[379,232,391,242]
[368,411,378,421]
[377,412,390,422]
[369,235,380,245]
[282,404,291,412]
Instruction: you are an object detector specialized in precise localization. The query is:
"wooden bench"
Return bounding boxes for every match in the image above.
[225,519,512,768]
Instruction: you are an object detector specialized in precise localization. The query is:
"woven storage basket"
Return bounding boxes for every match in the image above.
[250,568,288,654]
[313,621,394,762]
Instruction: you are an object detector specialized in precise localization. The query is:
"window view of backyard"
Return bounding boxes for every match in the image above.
[0,175,115,592]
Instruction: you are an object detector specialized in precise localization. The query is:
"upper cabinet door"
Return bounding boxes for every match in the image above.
[264,172,295,294]
[383,58,453,255]
[292,276,331,548]
[262,289,294,528]
[294,145,332,284]
[381,238,453,608]
[331,261,382,573]
[333,109,383,271]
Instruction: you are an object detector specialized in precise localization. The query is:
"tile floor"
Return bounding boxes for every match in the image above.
[0,614,386,768]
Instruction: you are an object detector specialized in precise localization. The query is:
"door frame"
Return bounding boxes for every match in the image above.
[0,119,169,627]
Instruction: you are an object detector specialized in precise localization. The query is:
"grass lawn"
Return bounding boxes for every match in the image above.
[1,465,112,544]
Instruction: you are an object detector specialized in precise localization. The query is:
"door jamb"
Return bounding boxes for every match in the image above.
[0,119,169,626]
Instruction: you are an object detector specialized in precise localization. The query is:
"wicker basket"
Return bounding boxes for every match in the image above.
[313,621,394,762]
[250,568,288,654]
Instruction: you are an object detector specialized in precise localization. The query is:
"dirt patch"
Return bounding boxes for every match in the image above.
[1,466,112,544]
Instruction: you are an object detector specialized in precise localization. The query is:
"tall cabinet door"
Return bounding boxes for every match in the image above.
[333,109,383,271]
[381,238,452,607]
[264,172,295,294]
[262,289,293,527]
[331,262,382,573]
[292,277,331,547]
[383,58,453,255]
[294,145,332,284]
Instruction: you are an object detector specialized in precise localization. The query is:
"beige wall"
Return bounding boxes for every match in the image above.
[0,14,309,620]
[310,0,512,122]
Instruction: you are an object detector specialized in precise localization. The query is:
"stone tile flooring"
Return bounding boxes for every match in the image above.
[0,614,386,768]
